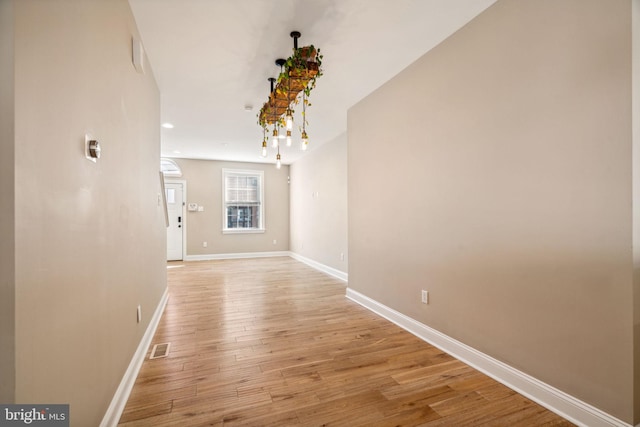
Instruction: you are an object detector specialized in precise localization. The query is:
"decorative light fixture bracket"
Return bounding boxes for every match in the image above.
[290,31,301,49]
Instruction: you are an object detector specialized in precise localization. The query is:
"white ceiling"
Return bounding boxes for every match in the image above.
[128,0,496,165]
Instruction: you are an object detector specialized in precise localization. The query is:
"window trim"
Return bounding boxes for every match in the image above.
[222,168,265,234]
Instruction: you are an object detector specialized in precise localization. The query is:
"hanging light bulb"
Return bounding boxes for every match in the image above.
[272,124,279,147]
[285,60,294,131]
[285,108,293,131]
[261,126,268,157]
[300,91,309,151]
[268,76,278,147]
[286,130,292,147]
[276,152,281,169]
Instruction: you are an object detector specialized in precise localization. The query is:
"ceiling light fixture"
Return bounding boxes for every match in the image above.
[301,91,308,151]
[275,59,287,141]
[267,77,279,148]
[257,31,323,167]
[261,126,268,157]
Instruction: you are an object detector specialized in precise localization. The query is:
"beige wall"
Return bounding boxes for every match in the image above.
[0,0,15,404]
[290,132,348,273]
[349,0,634,423]
[12,1,166,425]
[169,159,290,256]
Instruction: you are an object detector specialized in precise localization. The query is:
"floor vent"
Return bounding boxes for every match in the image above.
[149,342,171,359]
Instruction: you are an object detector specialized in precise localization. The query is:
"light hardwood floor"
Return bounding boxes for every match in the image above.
[118,257,573,426]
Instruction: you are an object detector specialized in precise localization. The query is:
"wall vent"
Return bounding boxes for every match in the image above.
[149,343,170,359]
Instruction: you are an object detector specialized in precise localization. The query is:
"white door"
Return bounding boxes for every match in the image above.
[165,182,184,261]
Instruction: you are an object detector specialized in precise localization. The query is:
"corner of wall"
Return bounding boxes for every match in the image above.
[289,132,348,274]
[632,0,640,423]
[0,0,16,404]
[100,289,169,427]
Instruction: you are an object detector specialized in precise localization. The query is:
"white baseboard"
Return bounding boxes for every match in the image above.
[289,252,348,282]
[100,288,169,427]
[345,288,631,427]
[184,251,290,261]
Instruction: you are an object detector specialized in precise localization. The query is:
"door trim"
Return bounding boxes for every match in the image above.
[164,179,187,260]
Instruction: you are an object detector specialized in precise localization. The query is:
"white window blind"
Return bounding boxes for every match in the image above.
[225,175,259,204]
[222,169,264,232]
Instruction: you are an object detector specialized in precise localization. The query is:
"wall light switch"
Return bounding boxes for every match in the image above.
[84,134,100,162]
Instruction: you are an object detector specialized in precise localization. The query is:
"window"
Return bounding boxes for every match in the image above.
[223,169,264,233]
[160,158,182,177]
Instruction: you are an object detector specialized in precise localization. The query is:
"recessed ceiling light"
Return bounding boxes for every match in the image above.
[173,150,181,154]
[162,123,174,129]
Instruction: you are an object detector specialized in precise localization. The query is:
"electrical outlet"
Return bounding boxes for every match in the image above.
[421,290,429,304]
[203,241,207,248]
[340,253,345,261]
[273,239,277,245]
[137,305,142,323]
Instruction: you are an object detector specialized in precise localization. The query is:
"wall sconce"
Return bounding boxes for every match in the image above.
[85,134,101,162]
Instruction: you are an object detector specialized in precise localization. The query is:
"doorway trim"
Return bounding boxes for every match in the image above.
[164,178,187,260]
